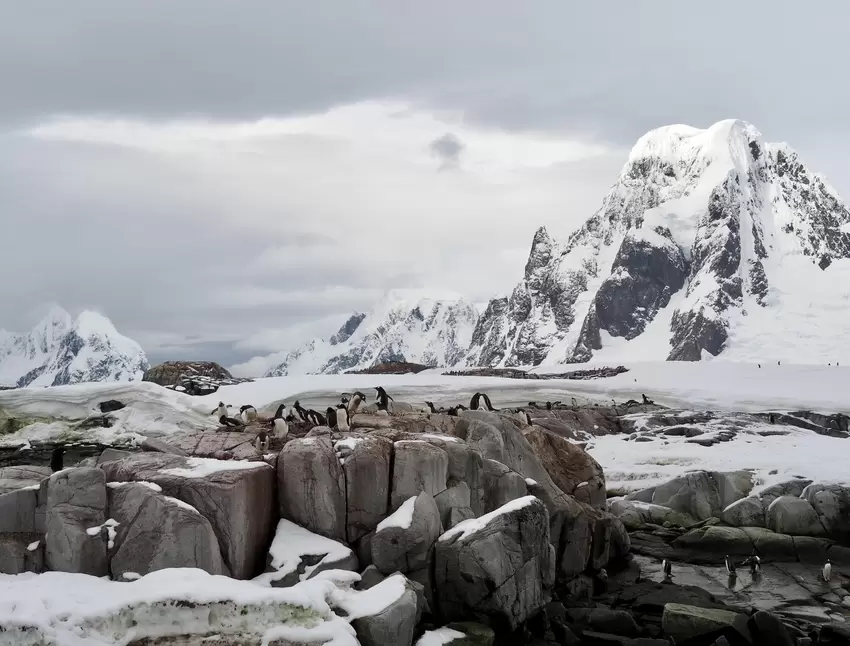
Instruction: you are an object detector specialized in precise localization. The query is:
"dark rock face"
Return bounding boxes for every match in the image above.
[329,313,366,346]
[465,298,510,368]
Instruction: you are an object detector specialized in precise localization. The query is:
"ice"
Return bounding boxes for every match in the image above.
[376,495,417,532]
[439,496,537,543]
[416,627,467,646]
[159,457,272,478]
[254,519,355,587]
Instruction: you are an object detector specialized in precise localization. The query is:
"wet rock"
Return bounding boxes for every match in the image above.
[108,481,227,577]
[766,496,825,537]
[435,497,554,630]
[391,440,449,511]
[357,564,385,591]
[672,526,755,561]
[662,603,749,644]
[740,526,797,561]
[278,437,347,543]
[44,467,108,576]
[748,610,794,646]
[442,622,496,646]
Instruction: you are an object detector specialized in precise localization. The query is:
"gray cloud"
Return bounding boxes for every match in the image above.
[2,1,850,368]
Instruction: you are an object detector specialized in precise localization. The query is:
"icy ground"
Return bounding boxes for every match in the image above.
[1,361,848,494]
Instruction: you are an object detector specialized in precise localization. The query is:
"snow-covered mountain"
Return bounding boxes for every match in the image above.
[264,295,479,376]
[467,119,850,366]
[0,307,149,388]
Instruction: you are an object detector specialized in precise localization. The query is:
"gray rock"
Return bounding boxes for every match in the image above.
[447,507,476,529]
[434,482,472,527]
[0,535,43,574]
[610,498,696,531]
[766,496,825,536]
[440,440,485,516]
[0,486,40,533]
[721,496,765,528]
[96,448,133,464]
[435,496,553,630]
[759,479,812,508]
[139,437,189,456]
[44,467,108,576]
[748,610,794,646]
[739,526,797,561]
[339,436,392,543]
[101,453,276,579]
[651,470,753,520]
[568,607,640,637]
[481,459,527,514]
[801,483,850,542]
[391,440,448,511]
[441,622,496,646]
[0,466,52,494]
[672,525,755,559]
[357,564,386,590]
[372,491,442,575]
[107,482,228,577]
[662,603,748,644]
[278,437,346,543]
[352,574,422,646]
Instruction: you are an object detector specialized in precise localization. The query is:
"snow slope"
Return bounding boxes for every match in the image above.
[0,307,148,388]
[263,293,479,376]
[467,120,850,366]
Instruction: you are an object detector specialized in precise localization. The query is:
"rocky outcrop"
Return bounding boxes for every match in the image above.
[351,574,423,646]
[628,470,754,521]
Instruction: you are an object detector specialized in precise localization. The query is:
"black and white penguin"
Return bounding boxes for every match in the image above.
[571,397,578,407]
[425,401,438,414]
[213,401,228,419]
[375,386,393,412]
[255,430,269,452]
[307,409,327,426]
[50,445,65,473]
[642,394,653,405]
[347,391,366,415]
[293,401,310,422]
[469,393,483,410]
[326,407,338,431]
[214,401,242,427]
[823,559,832,582]
[240,405,258,424]
[481,393,495,411]
[336,404,350,432]
[725,555,736,576]
[546,401,553,410]
[528,401,539,409]
[662,558,672,579]
[769,413,776,424]
[272,404,289,440]
[749,554,761,575]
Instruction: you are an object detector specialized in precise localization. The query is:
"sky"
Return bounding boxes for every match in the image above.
[2,0,850,372]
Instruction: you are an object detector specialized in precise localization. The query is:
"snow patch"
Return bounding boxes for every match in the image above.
[377,496,417,532]
[416,627,467,646]
[107,480,162,492]
[159,457,271,478]
[439,495,537,543]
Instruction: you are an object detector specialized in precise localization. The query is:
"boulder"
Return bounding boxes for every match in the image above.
[278,437,346,542]
[721,496,766,528]
[256,518,358,587]
[435,496,554,630]
[759,479,812,508]
[357,565,386,591]
[747,610,794,646]
[100,453,275,579]
[739,526,797,561]
[44,467,108,576]
[0,535,43,574]
[440,439,485,516]
[567,607,640,637]
[434,482,472,527]
[610,498,697,531]
[336,436,392,543]
[372,492,442,576]
[0,465,51,494]
[391,440,449,511]
[481,459,527,514]
[672,526,755,560]
[801,483,850,542]
[523,427,607,509]
[350,574,422,646]
[766,496,825,536]
[107,481,228,577]
[662,603,749,644]
[651,470,754,520]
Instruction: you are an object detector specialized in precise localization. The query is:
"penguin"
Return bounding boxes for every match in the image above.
[254,430,269,452]
[525,411,532,425]
[528,401,539,409]
[272,404,289,440]
[293,401,309,422]
[769,413,775,424]
[375,387,394,412]
[546,401,553,410]
[219,415,242,428]
[823,559,832,582]
[347,391,366,415]
[749,554,761,575]
[425,401,438,414]
[307,409,327,426]
[240,405,258,424]
[326,407,338,431]
[469,393,483,410]
[50,445,65,473]
[213,401,228,419]
[335,404,350,432]
[662,558,672,579]
[642,394,652,405]
[758,363,761,368]
[571,397,578,407]
[725,555,736,576]
[480,392,495,411]
[778,360,781,366]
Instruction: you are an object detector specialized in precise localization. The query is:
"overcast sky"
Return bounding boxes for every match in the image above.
[2,1,850,371]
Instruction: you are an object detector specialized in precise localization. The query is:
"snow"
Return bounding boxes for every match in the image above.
[0,568,352,646]
[86,519,120,549]
[159,457,272,478]
[440,495,538,543]
[163,496,201,514]
[334,437,362,451]
[331,573,408,619]
[419,433,460,443]
[376,495,417,532]
[107,480,162,492]
[121,572,141,580]
[416,627,467,646]
[525,478,538,486]
[254,519,355,587]
[26,541,39,552]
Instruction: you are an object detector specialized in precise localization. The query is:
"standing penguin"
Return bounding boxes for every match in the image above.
[254,430,269,452]
[469,392,483,410]
[240,405,258,424]
[326,407,338,431]
[347,391,366,415]
[214,401,242,428]
[272,404,289,440]
[375,387,394,412]
[662,558,672,579]
[307,409,327,426]
[293,401,309,422]
[725,555,737,577]
[50,445,65,473]
[335,404,350,432]
[823,559,832,582]
[749,554,761,575]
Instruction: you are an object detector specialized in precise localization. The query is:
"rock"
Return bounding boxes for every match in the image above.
[107,481,228,577]
[0,465,51,494]
[372,492,442,576]
[101,453,275,579]
[651,470,754,520]
[440,622,496,646]
[610,498,696,531]
[739,526,797,561]
[352,574,422,646]
[759,479,812,508]
[391,440,449,511]
[672,526,755,560]
[0,485,40,534]
[44,467,108,576]
[662,603,749,644]
[523,427,607,509]
[721,496,766,528]
[434,482,472,526]
[801,483,850,543]
[792,536,833,564]
[440,440,485,516]
[96,448,133,464]
[278,437,346,543]
[766,496,825,536]
[747,610,794,646]
[482,459,528,513]
[357,564,386,590]
[256,518,358,587]
[0,535,43,574]
[338,436,392,543]
[567,608,640,637]
[448,506,476,528]
[435,496,554,630]
[139,437,189,456]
